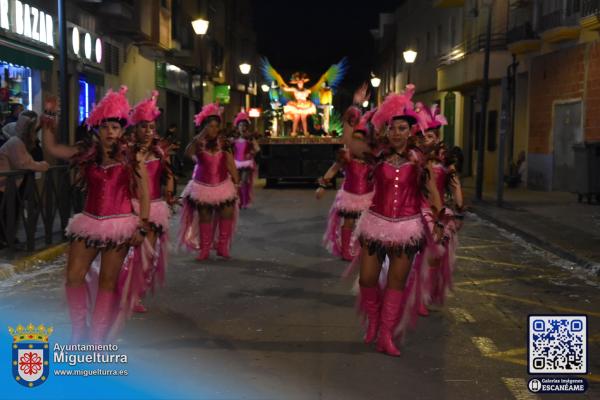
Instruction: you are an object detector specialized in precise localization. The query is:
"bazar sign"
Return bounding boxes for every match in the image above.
[0,0,55,47]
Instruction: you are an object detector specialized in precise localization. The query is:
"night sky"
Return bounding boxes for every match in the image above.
[252,0,402,99]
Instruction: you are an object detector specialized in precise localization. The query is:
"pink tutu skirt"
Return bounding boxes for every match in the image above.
[235,159,255,170]
[132,199,170,232]
[323,189,374,257]
[353,211,425,257]
[66,212,138,248]
[181,178,237,208]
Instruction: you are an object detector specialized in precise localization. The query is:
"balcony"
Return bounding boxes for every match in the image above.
[507,23,541,54]
[580,0,600,30]
[539,9,581,43]
[433,0,464,7]
[437,34,511,91]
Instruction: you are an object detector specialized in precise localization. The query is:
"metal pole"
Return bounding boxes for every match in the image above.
[58,0,69,144]
[475,3,493,200]
[497,77,509,206]
[407,65,411,85]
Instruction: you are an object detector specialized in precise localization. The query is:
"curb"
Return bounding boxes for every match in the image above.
[11,242,68,274]
[469,205,598,271]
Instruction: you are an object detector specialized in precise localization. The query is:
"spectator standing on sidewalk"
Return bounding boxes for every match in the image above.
[0,111,50,247]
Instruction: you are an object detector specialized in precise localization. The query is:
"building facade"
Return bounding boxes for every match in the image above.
[373,0,600,192]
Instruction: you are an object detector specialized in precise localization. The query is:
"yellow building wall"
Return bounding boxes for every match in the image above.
[105,46,156,104]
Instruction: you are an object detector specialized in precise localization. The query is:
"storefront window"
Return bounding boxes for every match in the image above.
[0,61,33,117]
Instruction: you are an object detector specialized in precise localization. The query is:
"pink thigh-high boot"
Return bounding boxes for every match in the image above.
[376,288,405,356]
[89,289,117,345]
[341,226,354,261]
[196,223,213,261]
[65,284,88,343]
[359,285,381,344]
[216,218,234,258]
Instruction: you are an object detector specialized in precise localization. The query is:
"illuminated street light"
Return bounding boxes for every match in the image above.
[191,18,209,35]
[239,63,251,75]
[403,49,417,64]
[370,76,381,88]
[261,84,270,92]
[362,100,369,108]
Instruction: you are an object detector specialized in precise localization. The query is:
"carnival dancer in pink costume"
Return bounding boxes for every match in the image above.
[414,103,464,315]
[232,111,260,209]
[41,88,150,344]
[179,103,240,260]
[347,87,444,357]
[317,103,376,261]
[129,91,176,313]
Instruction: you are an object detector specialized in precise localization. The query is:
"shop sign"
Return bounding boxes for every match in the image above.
[0,0,54,47]
[214,85,230,105]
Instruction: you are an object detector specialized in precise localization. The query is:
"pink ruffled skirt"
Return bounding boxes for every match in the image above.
[65,212,138,248]
[354,211,425,250]
[181,178,237,208]
[132,199,170,231]
[323,189,374,257]
[235,159,255,170]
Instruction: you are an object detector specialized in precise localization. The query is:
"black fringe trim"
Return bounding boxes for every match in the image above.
[337,210,362,219]
[185,196,237,211]
[67,235,130,250]
[358,236,425,261]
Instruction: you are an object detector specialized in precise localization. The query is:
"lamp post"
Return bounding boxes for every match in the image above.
[192,18,209,107]
[370,74,381,106]
[475,0,494,201]
[58,0,68,144]
[239,63,252,109]
[403,49,417,85]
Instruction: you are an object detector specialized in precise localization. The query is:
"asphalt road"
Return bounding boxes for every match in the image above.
[1,185,598,400]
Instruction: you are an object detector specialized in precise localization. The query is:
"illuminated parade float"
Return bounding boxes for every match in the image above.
[258,58,347,185]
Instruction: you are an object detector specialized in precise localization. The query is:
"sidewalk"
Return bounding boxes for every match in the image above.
[462,177,600,271]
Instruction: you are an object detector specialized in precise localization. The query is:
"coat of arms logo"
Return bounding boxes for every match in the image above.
[8,323,53,388]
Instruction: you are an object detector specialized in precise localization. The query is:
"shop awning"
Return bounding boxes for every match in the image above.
[81,66,105,86]
[0,38,54,71]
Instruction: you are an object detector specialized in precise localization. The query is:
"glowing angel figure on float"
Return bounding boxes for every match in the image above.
[260,57,347,137]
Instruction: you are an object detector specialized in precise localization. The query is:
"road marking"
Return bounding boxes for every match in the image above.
[472,336,499,357]
[457,255,529,268]
[460,243,513,250]
[502,378,539,400]
[454,275,554,287]
[455,287,600,318]
[448,307,476,323]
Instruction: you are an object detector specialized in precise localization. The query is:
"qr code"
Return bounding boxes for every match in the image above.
[528,315,587,374]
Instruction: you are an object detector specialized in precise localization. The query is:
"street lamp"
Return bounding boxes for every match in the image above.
[370,74,381,106]
[239,63,251,75]
[370,76,381,88]
[403,49,417,84]
[261,84,270,92]
[191,18,209,35]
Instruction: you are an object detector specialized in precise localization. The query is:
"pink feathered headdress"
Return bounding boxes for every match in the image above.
[371,85,417,132]
[194,102,222,128]
[234,111,251,126]
[129,90,161,126]
[354,108,377,134]
[86,86,130,128]
[414,102,448,134]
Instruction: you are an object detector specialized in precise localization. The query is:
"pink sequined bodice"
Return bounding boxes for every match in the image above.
[342,159,374,195]
[193,151,228,184]
[369,161,422,218]
[432,163,448,203]
[84,163,133,217]
[233,139,252,162]
[146,158,164,200]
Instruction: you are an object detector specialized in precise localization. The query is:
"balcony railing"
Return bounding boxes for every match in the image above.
[582,0,600,16]
[507,22,539,43]
[438,34,507,66]
[540,9,579,31]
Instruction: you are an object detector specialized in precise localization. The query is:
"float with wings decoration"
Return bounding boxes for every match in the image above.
[260,57,348,137]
